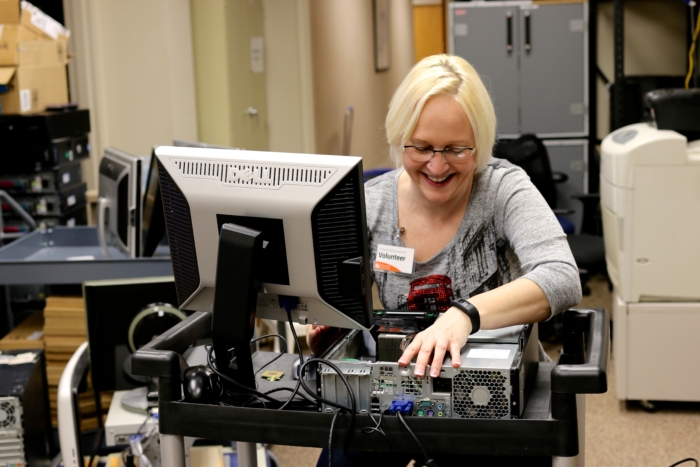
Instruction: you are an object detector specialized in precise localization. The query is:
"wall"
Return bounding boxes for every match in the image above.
[309,0,414,170]
[190,0,268,151]
[262,0,316,154]
[596,1,687,139]
[189,0,231,147]
[63,0,198,191]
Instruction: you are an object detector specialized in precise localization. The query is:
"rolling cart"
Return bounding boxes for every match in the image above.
[0,226,172,285]
[132,307,609,467]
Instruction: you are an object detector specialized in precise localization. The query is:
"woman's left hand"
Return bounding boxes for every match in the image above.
[398,307,472,378]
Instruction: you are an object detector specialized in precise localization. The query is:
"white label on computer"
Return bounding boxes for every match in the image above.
[374,244,414,275]
[62,173,71,184]
[67,195,76,206]
[467,348,510,360]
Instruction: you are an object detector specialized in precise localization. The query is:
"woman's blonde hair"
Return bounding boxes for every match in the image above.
[385,54,496,172]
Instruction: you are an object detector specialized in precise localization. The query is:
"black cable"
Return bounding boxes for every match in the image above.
[277,312,306,410]
[121,449,133,467]
[298,358,354,412]
[251,333,287,376]
[361,411,391,449]
[396,411,435,467]
[263,387,316,405]
[86,426,103,467]
[87,389,105,467]
[298,357,358,458]
[251,333,287,350]
[328,409,341,467]
[670,459,698,467]
[205,345,281,405]
[239,395,267,409]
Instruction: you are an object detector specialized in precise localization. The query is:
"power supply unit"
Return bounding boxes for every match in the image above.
[0,349,53,467]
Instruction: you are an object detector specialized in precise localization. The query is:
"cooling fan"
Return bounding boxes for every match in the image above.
[0,397,21,430]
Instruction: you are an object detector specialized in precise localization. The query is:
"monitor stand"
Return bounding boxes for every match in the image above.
[211,223,263,390]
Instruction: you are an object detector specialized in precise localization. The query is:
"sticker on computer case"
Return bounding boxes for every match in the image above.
[374,244,414,274]
[466,348,511,360]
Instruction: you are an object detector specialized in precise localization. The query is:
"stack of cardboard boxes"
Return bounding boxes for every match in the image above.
[0,0,70,114]
[43,295,111,429]
[0,297,110,428]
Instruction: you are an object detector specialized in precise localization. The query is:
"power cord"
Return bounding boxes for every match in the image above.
[328,409,342,467]
[396,411,436,467]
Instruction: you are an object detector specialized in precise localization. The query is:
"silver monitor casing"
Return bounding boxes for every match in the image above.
[97,147,148,258]
[155,146,371,330]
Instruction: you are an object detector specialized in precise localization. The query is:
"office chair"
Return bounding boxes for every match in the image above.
[493,134,607,298]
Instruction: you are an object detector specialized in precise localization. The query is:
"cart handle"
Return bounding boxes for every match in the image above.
[131,310,212,378]
[551,308,609,394]
[0,190,37,230]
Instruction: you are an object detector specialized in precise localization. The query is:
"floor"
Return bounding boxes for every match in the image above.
[268,275,700,467]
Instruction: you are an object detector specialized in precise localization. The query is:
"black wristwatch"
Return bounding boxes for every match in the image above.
[450,298,480,335]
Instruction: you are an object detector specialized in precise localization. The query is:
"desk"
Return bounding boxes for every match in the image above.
[133,309,609,467]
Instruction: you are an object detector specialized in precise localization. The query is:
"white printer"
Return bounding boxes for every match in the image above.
[601,122,700,403]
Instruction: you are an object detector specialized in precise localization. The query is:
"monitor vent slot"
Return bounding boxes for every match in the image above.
[452,370,510,419]
[172,159,336,189]
[158,161,200,306]
[311,169,368,323]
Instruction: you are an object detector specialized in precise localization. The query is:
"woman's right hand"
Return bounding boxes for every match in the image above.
[306,324,345,356]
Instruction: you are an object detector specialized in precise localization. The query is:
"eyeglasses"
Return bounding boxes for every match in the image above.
[403,145,476,163]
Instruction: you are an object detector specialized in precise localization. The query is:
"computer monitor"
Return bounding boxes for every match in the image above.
[97,147,149,258]
[142,141,237,257]
[141,148,166,257]
[154,146,373,387]
[173,139,238,150]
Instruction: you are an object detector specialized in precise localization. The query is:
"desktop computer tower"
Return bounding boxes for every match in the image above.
[319,325,539,420]
[0,349,53,467]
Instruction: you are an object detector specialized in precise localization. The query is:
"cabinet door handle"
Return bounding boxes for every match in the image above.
[506,12,513,52]
[524,11,531,52]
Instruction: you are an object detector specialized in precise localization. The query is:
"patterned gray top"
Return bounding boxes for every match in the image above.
[364,158,581,318]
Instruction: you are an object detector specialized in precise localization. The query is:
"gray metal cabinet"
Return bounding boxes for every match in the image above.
[543,139,588,232]
[449,1,588,139]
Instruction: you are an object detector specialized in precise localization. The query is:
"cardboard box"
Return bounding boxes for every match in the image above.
[0,0,20,24]
[0,24,66,66]
[0,63,68,114]
[20,1,69,42]
[0,309,44,350]
[0,1,69,40]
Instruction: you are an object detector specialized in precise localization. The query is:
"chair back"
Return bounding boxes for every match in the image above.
[494,134,557,209]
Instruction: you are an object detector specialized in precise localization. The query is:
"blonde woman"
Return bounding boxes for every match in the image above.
[310,54,581,465]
